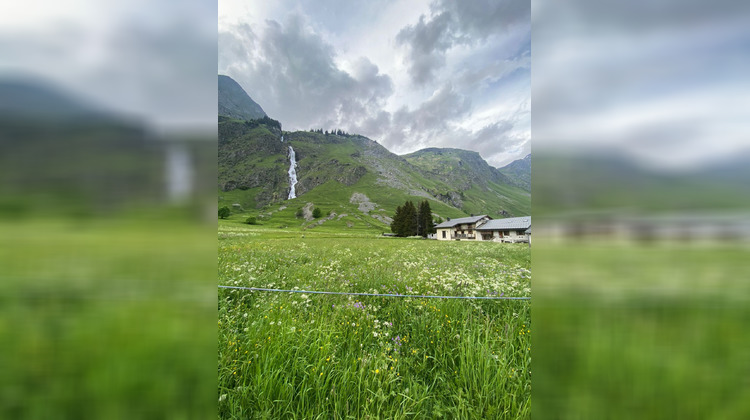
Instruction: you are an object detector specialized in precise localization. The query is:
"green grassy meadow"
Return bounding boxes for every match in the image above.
[0,218,216,418]
[218,221,531,418]
[533,239,750,419]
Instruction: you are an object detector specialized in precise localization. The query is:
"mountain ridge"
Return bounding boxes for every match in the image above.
[498,153,531,191]
[218,75,267,121]
[217,78,530,229]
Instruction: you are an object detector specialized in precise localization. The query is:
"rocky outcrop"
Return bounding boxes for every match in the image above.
[434,191,463,209]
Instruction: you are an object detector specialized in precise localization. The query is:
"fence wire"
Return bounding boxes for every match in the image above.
[218,285,530,300]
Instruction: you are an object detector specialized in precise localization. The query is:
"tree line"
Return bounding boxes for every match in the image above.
[309,128,354,137]
[243,115,281,130]
[390,200,436,237]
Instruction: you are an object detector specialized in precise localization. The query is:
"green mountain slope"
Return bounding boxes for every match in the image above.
[403,148,530,216]
[219,119,531,232]
[533,151,750,216]
[499,154,531,191]
[217,78,530,232]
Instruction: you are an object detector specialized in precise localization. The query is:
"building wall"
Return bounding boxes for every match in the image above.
[436,228,452,241]
[477,229,530,242]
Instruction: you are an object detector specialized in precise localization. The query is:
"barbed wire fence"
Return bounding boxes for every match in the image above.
[218,285,530,300]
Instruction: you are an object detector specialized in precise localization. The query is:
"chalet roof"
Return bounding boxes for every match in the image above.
[435,215,488,228]
[476,217,531,231]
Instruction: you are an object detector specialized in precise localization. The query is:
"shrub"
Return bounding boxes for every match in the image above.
[295,208,304,218]
[218,206,230,219]
[245,217,257,225]
[312,207,322,218]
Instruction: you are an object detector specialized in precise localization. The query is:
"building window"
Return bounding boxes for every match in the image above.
[442,231,446,238]
[517,230,525,235]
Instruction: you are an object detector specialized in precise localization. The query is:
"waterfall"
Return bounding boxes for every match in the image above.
[287,145,298,199]
[281,134,284,142]
[165,143,193,202]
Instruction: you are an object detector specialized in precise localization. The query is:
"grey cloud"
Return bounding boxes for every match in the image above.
[435,0,529,37]
[355,84,527,167]
[467,121,515,156]
[396,0,530,85]
[0,16,217,131]
[218,24,256,72]
[350,83,472,150]
[395,12,454,85]
[220,14,393,131]
[457,48,530,92]
[402,83,471,134]
[533,0,750,169]
[433,120,527,168]
[535,0,747,32]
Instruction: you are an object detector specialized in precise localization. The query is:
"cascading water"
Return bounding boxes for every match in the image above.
[287,145,298,199]
[165,143,193,202]
[281,134,284,142]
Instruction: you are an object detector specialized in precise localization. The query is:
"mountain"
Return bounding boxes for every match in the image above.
[218,75,266,121]
[219,120,531,231]
[402,148,529,217]
[217,79,530,231]
[0,76,168,216]
[0,77,131,124]
[533,151,750,216]
[498,154,531,191]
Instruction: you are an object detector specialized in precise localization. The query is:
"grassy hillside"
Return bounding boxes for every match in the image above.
[533,152,750,216]
[218,118,287,209]
[498,154,531,191]
[219,121,531,227]
[404,148,530,216]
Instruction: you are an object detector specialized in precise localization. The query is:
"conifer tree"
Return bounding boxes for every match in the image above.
[403,201,418,236]
[390,205,403,235]
[391,200,423,237]
[418,200,435,237]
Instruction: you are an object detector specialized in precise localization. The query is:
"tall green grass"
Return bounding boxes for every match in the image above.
[218,223,531,418]
[0,218,216,419]
[533,240,750,419]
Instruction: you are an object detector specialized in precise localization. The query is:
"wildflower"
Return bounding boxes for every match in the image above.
[375,369,379,374]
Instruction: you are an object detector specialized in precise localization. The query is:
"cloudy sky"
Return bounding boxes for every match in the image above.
[532,0,750,171]
[0,0,217,134]
[219,0,530,168]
